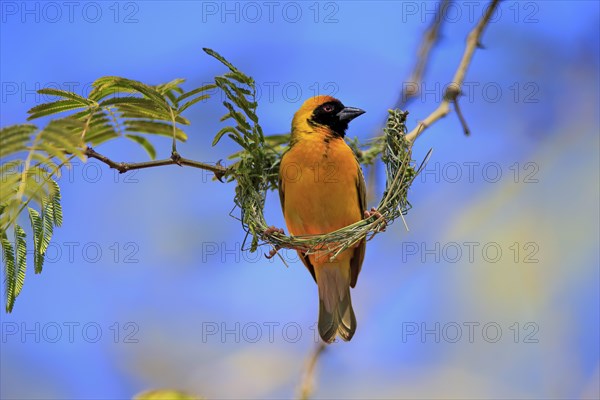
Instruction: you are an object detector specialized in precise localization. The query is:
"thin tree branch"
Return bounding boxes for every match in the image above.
[396,0,452,109]
[405,0,501,143]
[84,146,229,180]
[298,342,327,400]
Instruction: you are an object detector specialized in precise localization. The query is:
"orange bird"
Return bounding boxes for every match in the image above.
[278,95,367,343]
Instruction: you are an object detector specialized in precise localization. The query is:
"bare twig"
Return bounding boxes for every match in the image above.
[85,146,229,180]
[298,342,327,400]
[453,97,471,136]
[405,0,501,143]
[396,0,452,108]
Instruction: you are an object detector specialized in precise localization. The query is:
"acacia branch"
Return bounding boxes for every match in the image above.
[405,0,501,143]
[84,146,229,180]
[298,342,327,400]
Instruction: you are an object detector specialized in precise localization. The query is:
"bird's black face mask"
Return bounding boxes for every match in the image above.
[310,101,365,137]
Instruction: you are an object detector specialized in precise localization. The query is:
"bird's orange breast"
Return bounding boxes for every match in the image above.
[280,134,362,239]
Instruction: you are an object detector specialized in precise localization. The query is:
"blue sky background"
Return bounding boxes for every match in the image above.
[1,1,599,399]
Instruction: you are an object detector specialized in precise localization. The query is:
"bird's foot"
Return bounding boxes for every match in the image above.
[364,207,387,232]
[263,226,285,259]
[264,226,285,236]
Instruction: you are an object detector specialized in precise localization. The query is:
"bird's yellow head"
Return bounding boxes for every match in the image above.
[291,95,365,141]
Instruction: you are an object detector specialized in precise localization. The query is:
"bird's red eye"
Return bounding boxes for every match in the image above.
[323,104,334,112]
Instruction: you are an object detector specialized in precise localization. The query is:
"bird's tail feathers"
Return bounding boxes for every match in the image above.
[317,264,356,343]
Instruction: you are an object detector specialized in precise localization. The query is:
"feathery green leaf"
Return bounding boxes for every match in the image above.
[114,103,189,125]
[28,99,88,120]
[0,124,37,158]
[1,230,16,312]
[14,224,26,298]
[178,94,211,113]
[89,77,171,111]
[40,198,54,255]
[38,88,92,105]
[38,119,86,160]
[85,127,120,146]
[177,84,216,102]
[48,180,62,227]
[28,207,44,274]
[203,48,241,73]
[221,101,252,130]
[224,71,254,86]
[155,78,186,95]
[212,127,239,146]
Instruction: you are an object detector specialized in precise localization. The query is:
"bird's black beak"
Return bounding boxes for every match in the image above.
[337,107,365,122]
